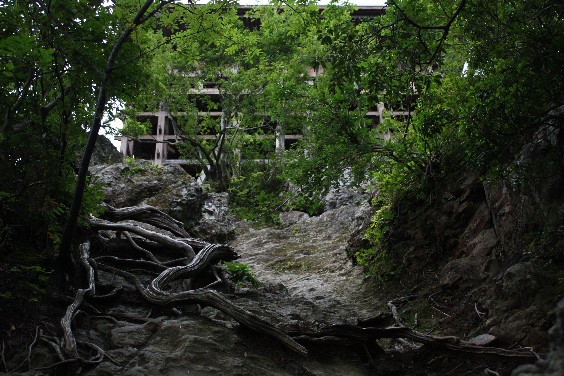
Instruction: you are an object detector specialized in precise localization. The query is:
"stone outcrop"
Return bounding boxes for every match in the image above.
[191,192,235,243]
[231,203,376,316]
[341,124,562,356]
[91,135,123,165]
[511,297,564,376]
[90,161,234,241]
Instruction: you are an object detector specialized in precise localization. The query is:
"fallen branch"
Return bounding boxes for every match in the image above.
[291,325,541,360]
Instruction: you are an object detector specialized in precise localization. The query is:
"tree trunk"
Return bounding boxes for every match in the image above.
[58,0,170,276]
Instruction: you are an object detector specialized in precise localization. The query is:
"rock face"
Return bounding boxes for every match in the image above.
[339,124,562,359]
[323,185,367,211]
[231,202,378,317]
[90,162,234,241]
[80,287,371,376]
[91,135,123,165]
[15,203,378,376]
[384,172,562,350]
[511,297,564,376]
[191,192,235,243]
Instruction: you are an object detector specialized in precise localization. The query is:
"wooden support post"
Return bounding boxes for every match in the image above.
[377,102,385,125]
[120,137,129,158]
[154,110,167,165]
[275,123,285,156]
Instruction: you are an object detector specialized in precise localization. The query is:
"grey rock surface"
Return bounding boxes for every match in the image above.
[323,185,367,211]
[90,162,234,240]
[512,297,564,376]
[231,203,377,317]
[91,135,123,165]
[74,203,376,375]
[191,192,235,243]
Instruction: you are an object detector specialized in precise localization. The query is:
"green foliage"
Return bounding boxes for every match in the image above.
[0,0,154,260]
[355,245,396,281]
[44,200,68,249]
[125,156,136,166]
[121,166,145,176]
[229,164,286,225]
[80,181,105,225]
[407,0,563,176]
[3,264,52,301]
[223,261,260,288]
[0,291,13,299]
[355,204,397,280]
[121,118,151,139]
[524,225,564,260]
[2,0,561,278]
[363,204,393,248]
[278,0,562,275]
[121,159,162,177]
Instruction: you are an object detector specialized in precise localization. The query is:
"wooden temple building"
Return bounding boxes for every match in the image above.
[115,5,412,168]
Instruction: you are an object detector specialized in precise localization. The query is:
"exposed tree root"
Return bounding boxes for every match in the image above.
[101,204,190,238]
[95,246,308,355]
[38,207,309,372]
[61,241,95,358]
[89,218,196,259]
[35,205,543,373]
[291,325,541,359]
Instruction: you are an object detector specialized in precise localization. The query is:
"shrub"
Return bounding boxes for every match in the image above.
[223,261,260,287]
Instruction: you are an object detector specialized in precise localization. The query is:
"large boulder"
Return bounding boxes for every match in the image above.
[191,192,235,243]
[90,161,235,241]
[511,297,564,376]
[91,135,123,165]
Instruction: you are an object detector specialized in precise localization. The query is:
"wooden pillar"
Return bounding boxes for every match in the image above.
[120,137,129,157]
[377,102,385,125]
[154,110,167,165]
[378,102,393,140]
[275,123,285,156]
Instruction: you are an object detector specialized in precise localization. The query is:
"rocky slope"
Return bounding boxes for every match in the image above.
[3,131,561,375]
[231,204,377,317]
[82,167,384,375]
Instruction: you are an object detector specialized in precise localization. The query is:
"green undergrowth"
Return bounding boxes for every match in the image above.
[223,261,260,288]
[272,257,312,273]
[0,262,53,307]
[355,165,428,281]
[121,157,163,177]
[229,163,286,226]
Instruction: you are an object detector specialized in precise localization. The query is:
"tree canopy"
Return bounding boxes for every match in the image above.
[0,0,562,272]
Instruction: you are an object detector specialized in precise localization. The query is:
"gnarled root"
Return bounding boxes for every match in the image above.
[43,205,306,373]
